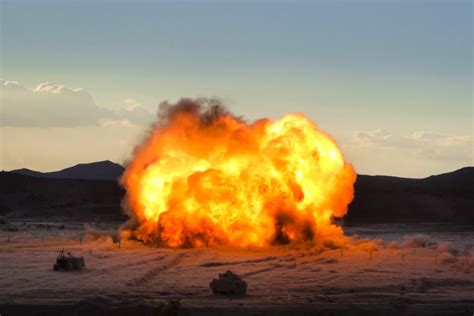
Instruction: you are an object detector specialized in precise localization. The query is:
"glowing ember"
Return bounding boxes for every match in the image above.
[121,99,356,247]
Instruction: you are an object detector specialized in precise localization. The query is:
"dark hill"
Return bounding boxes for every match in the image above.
[9,168,45,178]
[10,160,124,181]
[0,172,124,220]
[0,164,472,223]
[345,167,474,224]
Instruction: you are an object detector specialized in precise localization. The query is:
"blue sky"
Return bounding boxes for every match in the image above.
[1,0,472,177]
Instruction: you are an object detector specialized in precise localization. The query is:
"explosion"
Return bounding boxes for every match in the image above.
[121,99,356,248]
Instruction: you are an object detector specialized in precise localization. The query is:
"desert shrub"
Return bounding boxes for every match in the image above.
[387,241,400,249]
[83,229,102,242]
[157,299,181,316]
[0,217,8,225]
[323,240,337,249]
[4,224,18,232]
[435,242,458,256]
[402,234,428,248]
[352,239,382,252]
[438,252,458,264]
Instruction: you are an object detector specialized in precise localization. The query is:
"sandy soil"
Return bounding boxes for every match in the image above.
[0,221,473,315]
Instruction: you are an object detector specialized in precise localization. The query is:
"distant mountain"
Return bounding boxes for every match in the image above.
[9,168,45,178]
[10,160,124,181]
[0,172,124,219]
[346,166,474,224]
[1,165,472,223]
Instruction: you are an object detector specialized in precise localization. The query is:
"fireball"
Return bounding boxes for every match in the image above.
[121,99,356,247]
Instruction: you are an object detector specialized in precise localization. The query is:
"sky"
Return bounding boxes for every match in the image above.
[0,0,472,177]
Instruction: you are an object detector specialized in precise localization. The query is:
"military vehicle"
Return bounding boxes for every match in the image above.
[210,270,247,295]
[53,249,85,271]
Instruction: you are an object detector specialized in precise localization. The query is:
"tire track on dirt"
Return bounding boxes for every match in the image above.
[89,254,166,276]
[241,262,296,278]
[199,256,278,267]
[126,253,185,287]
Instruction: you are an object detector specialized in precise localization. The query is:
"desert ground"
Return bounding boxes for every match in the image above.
[0,220,473,316]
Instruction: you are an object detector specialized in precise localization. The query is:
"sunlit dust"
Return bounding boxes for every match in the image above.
[121,99,356,248]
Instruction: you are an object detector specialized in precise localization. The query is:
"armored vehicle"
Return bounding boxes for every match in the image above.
[210,270,247,295]
[53,250,85,271]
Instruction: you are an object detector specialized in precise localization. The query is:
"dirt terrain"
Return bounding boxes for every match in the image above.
[0,221,473,315]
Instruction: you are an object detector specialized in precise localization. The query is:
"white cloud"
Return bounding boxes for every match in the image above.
[32,82,88,96]
[117,98,155,125]
[409,131,472,161]
[1,79,26,90]
[410,131,471,147]
[0,80,154,128]
[124,98,141,111]
[101,119,135,128]
[0,124,145,171]
[353,128,472,159]
[353,128,413,149]
[1,80,113,127]
[354,128,394,143]
[349,128,473,177]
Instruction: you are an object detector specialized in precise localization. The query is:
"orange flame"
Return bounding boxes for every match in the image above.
[121,100,356,247]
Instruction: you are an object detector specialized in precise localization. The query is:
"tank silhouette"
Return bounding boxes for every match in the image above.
[53,250,85,271]
[210,270,247,295]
